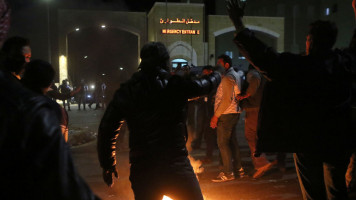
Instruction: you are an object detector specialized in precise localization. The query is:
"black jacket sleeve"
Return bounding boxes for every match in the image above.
[47,89,71,100]
[179,71,221,99]
[97,90,125,171]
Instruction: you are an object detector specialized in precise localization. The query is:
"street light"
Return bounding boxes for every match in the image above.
[102,73,106,76]
[101,25,106,29]
[84,56,88,59]
[119,67,124,71]
[75,28,80,31]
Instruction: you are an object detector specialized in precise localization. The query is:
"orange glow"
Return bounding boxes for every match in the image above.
[161,29,200,35]
[160,18,200,24]
[162,195,173,200]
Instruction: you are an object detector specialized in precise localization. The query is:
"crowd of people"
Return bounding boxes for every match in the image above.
[56,79,107,111]
[1,0,356,199]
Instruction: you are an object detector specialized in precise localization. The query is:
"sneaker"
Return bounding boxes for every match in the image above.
[212,172,235,183]
[236,167,248,178]
[253,162,275,179]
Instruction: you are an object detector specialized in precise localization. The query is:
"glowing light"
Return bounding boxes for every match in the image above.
[119,67,124,71]
[102,73,106,76]
[326,8,330,16]
[101,25,106,29]
[159,18,200,24]
[87,95,91,98]
[75,28,80,31]
[161,29,200,35]
[91,85,95,89]
[162,196,173,200]
[59,55,68,84]
[84,56,88,59]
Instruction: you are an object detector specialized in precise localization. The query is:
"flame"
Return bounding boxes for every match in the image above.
[162,195,173,200]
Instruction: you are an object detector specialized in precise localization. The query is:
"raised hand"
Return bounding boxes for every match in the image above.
[226,0,246,30]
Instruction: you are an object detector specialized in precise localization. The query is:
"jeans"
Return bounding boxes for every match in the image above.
[217,113,242,173]
[130,156,203,200]
[294,152,350,200]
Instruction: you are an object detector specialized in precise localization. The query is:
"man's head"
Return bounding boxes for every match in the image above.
[306,20,337,55]
[202,65,213,76]
[139,42,170,73]
[1,36,31,77]
[217,54,232,70]
[21,60,55,94]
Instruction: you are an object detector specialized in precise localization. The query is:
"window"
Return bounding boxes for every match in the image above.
[172,58,188,69]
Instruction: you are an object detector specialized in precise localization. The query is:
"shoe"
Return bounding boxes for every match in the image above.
[253,162,275,179]
[236,167,248,178]
[212,172,235,183]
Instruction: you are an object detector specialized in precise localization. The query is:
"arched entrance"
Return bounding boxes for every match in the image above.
[214,25,279,70]
[57,10,147,84]
[168,41,198,67]
[208,16,285,67]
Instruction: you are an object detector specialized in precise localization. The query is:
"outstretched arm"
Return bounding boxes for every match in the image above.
[179,71,221,99]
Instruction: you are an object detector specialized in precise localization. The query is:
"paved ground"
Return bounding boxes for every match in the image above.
[67,104,304,200]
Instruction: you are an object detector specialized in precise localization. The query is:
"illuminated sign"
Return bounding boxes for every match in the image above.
[161,29,200,35]
[160,18,200,25]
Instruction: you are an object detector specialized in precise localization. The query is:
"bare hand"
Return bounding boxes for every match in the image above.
[226,0,246,30]
[210,116,218,129]
[103,168,118,187]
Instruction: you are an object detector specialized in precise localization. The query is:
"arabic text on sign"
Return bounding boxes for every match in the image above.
[159,18,200,24]
[161,29,200,35]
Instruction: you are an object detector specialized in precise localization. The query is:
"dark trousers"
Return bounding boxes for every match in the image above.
[191,103,206,149]
[294,152,350,200]
[130,156,203,200]
[62,99,70,110]
[77,95,86,110]
[217,113,242,173]
[205,126,217,158]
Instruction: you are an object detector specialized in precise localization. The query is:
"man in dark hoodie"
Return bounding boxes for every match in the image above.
[97,42,221,200]
[227,0,356,199]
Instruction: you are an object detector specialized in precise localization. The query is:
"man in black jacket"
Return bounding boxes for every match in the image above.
[0,69,98,200]
[227,0,356,199]
[97,42,221,200]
